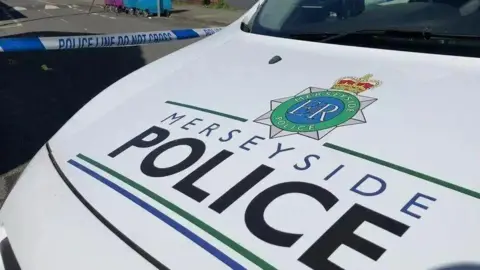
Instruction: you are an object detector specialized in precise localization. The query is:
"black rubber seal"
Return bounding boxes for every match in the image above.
[0,237,21,270]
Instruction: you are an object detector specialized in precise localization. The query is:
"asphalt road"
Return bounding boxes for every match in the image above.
[225,0,256,10]
[0,0,215,205]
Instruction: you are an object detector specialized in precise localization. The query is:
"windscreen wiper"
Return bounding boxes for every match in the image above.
[289,29,480,43]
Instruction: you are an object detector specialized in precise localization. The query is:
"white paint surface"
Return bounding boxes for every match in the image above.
[1,2,480,270]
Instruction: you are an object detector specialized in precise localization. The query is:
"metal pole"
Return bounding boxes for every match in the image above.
[88,0,96,13]
[157,0,160,17]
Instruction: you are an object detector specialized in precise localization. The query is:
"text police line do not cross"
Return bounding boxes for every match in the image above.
[108,125,410,270]
[56,28,222,50]
[58,32,175,50]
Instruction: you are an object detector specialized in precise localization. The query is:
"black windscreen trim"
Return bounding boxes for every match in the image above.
[0,237,21,270]
[46,143,168,270]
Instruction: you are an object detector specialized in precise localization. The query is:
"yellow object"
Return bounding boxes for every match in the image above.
[41,64,53,71]
[331,74,382,94]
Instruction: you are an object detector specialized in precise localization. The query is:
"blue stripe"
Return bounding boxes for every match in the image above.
[68,159,246,270]
[0,37,46,52]
[171,29,200,40]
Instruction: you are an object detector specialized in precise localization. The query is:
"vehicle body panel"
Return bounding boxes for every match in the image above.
[0,147,157,270]
[1,1,480,269]
[50,31,480,269]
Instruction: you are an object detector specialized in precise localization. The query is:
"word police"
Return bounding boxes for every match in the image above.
[108,112,438,270]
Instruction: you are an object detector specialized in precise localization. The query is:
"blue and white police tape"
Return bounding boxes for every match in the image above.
[0,27,223,52]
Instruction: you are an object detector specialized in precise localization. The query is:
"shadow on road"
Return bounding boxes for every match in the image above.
[175,0,255,10]
[0,31,146,175]
[0,1,26,21]
[171,9,189,14]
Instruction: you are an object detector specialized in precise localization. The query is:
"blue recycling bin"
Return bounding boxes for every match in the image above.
[160,0,172,16]
[135,0,171,16]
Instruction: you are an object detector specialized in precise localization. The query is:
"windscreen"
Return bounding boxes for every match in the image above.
[250,0,480,39]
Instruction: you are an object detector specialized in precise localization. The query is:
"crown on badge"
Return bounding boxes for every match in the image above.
[331,74,381,94]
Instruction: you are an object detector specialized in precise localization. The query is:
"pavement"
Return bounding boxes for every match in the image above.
[0,0,244,206]
[170,2,245,25]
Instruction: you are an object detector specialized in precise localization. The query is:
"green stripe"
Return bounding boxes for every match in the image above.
[165,101,248,122]
[323,143,480,200]
[77,154,276,270]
